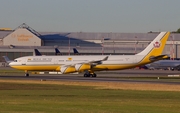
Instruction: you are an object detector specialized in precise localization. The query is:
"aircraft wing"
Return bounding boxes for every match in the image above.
[60,56,109,73]
[149,54,169,61]
[63,56,108,67]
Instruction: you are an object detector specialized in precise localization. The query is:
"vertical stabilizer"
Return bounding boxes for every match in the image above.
[73,48,79,54]
[55,48,61,55]
[137,32,170,65]
[34,49,42,56]
[136,32,170,56]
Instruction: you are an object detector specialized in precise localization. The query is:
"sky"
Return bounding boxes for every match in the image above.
[0,0,179,33]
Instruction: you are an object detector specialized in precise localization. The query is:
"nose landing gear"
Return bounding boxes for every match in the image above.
[25,70,29,77]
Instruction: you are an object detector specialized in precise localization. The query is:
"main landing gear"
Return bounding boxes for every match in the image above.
[83,71,97,77]
[25,70,29,77]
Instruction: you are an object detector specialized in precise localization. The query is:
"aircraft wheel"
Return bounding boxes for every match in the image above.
[25,73,29,77]
[84,72,96,77]
[92,73,97,77]
[170,67,174,71]
[89,74,94,77]
[94,73,97,77]
[84,74,88,77]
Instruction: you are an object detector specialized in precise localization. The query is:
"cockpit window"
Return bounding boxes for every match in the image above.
[14,60,17,62]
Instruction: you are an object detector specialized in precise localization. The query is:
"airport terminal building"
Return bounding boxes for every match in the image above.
[0,23,180,64]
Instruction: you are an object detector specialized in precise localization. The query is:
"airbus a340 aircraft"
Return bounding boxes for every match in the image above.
[8,32,170,77]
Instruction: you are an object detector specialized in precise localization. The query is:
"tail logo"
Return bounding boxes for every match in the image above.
[153,41,161,48]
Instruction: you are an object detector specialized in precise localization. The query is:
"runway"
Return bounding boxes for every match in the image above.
[0,69,180,85]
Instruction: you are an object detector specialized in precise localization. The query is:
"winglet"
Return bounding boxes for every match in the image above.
[102,56,109,61]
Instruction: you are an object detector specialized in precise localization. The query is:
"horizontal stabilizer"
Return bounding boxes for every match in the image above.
[149,54,169,61]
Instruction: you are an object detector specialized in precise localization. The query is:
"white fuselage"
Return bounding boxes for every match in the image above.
[9,55,145,72]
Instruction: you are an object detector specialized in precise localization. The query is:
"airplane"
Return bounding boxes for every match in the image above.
[145,59,180,71]
[8,32,170,77]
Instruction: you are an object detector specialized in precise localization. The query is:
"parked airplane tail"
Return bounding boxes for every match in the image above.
[34,49,42,56]
[55,48,61,55]
[73,48,79,54]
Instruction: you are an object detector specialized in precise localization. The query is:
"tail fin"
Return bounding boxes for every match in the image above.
[136,32,170,56]
[55,48,61,55]
[2,56,12,63]
[73,48,79,54]
[137,32,170,65]
[34,49,42,56]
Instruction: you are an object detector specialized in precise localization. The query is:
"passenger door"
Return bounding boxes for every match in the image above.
[21,59,26,65]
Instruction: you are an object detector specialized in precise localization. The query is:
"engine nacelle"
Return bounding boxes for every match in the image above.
[75,63,91,72]
[60,66,76,74]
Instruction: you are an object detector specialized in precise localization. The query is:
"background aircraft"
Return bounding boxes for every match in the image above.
[34,48,79,56]
[73,48,79,55]
[145,59,180,71]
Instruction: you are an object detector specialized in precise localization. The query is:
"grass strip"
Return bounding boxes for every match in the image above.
[0,79,180,113]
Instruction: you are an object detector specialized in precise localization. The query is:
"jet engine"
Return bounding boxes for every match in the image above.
[60,66,76,74]
[75,63,91,72]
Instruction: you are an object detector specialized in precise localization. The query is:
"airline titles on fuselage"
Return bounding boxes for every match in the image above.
[27,58,52,62]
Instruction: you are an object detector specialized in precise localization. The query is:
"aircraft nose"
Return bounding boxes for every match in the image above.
[9,62,13,66]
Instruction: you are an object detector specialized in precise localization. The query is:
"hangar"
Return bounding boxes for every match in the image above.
[3,24,43,46]
[0,23,180,65]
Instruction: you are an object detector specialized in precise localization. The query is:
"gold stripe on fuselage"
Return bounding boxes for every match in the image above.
[11,64,139,72]
[11,65,60,71]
